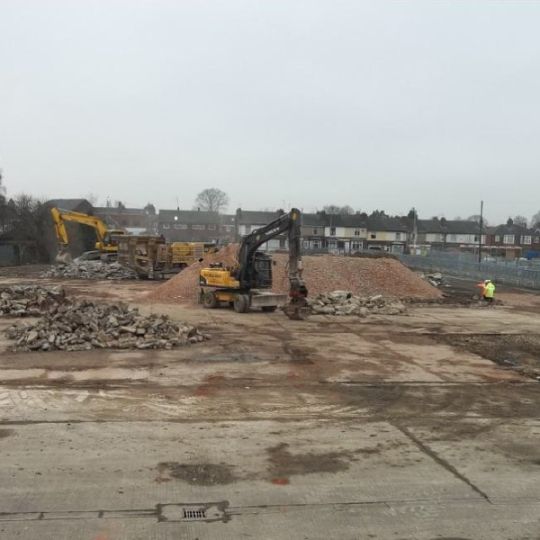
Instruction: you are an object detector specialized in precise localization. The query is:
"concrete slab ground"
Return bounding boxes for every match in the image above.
[0,276,539,539]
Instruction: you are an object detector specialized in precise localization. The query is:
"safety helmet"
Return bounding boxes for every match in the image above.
[484,279,491,284]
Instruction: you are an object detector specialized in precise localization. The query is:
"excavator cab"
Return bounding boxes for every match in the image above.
[242,252,273,289]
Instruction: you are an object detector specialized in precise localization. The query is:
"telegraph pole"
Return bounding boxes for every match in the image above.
[478,200,484,263]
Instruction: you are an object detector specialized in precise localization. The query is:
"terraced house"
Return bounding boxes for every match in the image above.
[158,209,235,244]
[486,219,540,259]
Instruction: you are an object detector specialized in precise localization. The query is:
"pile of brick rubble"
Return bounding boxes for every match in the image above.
[0,285,66,316]
[41,261,137,280]
[308,291,407,317]
[2,285,210,352]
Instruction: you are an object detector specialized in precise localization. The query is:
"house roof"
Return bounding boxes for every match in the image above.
[417,219,445,233]
[367,216,409,232]
[235,209,284,225]
[159,210,235,225]
[445,220,482,234]
[302,213,327,227]
[491,223,529,236]
[417,219,481,234]
[325,214,368,228]
[46,198,92,212]
[94,206,147,215]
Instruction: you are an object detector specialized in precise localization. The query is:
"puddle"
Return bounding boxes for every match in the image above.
[157,462,236,485]
[266,442,351,477]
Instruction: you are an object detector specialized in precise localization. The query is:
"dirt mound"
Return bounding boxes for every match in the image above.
[272,253,441,300]
[145,246,440,304]
[146,243,240,303]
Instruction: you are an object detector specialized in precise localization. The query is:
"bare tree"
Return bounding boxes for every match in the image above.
[323,205,355,215]
[84,193,99,206]
[467,215,489,227]
[531,210,540,228]
[1,194,52,261]
[0,169,5,198]
[513,215,528,227]
[194,188,229,213]
[144,203,156,215]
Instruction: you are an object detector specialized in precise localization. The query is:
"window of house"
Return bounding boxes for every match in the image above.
[352,241,361,250]
[173,223,187,230]
[495,235,501,242]
[328,240,337,248]
[192,224,205,230]
[448,234,456,242]
[370,233,376,239]
[330,227,336,236]
[522,235,532,245]
[396,232,401,240]
[313,228,318,235]
[207,224,216,231]
[313,240,320,249]
[536,237,540,244]
[504,234,514,244]
[162,224,170,229]
[303,240,309,249]
[354,229,361,236]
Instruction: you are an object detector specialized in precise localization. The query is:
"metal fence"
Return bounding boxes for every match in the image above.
[399,253,540,290]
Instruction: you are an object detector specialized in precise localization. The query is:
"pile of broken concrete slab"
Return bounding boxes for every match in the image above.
[308,290,407,317]
[0,285,66,317]
[6,300,210,352]
[41,261,137,280]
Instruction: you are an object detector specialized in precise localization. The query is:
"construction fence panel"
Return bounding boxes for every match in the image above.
[398,253,540,290]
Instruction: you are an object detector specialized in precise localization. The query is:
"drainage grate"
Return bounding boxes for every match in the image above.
[183,508,207,521]
[158,502,227,523]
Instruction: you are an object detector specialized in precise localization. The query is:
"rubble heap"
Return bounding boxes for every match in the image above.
[146,246,441,304]
[309,291,407,317]
[421,272,444,288]
[6,300,210,352]
[42,261,137,280]
[0,285,66,317]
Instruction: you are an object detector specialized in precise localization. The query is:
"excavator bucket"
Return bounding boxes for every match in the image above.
[282,299,310,320]
[55,249,72,265]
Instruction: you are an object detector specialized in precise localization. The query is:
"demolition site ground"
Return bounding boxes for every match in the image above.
[0,267,539,539]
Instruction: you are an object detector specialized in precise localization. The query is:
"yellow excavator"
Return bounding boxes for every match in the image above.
[50,207,127,263]
[199,208,309,319]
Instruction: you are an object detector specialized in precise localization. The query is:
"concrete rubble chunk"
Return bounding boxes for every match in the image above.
[0,285,66,317]
[41,261,137,280]
[308,291,407,317]
[5,299,210,352]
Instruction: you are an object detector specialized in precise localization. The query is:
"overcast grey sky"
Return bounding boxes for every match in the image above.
[1,1,539,222]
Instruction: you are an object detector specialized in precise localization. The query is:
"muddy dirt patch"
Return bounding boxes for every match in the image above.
[266,442,351,479]
[434,334,540,379]
[0,429,14,439]
[157,462,236,485]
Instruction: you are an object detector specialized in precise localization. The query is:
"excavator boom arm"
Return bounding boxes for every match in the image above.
[50,207,69,246]
[50,207,112,247]
[236,208,308,318]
